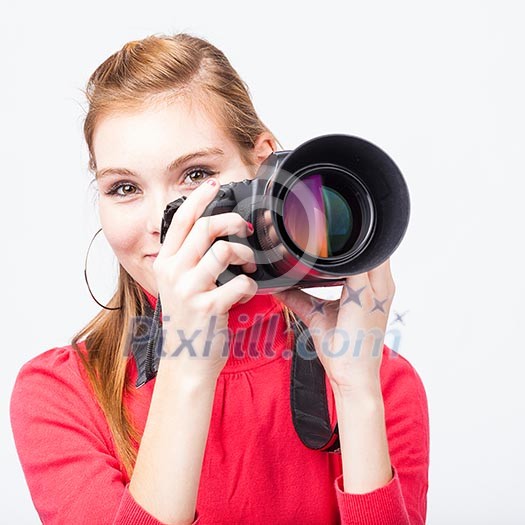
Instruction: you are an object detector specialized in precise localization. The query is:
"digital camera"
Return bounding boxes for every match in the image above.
[160,134,410,292]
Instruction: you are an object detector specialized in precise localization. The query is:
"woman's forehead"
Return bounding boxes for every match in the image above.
[92,99,233,170]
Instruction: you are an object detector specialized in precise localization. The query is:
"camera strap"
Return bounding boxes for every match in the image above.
[133,295,340,453]
[289,311,341,453]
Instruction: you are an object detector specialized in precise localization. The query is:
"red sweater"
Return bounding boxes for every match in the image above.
[10,290,429,524]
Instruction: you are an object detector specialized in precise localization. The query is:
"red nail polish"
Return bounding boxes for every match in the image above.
[246,221,254,233]
[206,179,217,186]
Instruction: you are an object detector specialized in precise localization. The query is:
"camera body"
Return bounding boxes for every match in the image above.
[160,134,410,292]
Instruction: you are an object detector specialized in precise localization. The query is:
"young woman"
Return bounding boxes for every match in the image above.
[10,33,429,524]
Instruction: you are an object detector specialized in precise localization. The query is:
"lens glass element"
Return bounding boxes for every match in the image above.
[282,173,354,258]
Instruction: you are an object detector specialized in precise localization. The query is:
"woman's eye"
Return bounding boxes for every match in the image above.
[105,182,138,198]
[103,167,218,198]
[183,167,218,186]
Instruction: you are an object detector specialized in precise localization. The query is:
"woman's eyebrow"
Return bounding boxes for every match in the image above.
[95,147,225,180]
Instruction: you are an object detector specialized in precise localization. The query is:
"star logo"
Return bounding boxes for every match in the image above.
[390,310,409,326]
[370,297,388,314]
[341,284,367,308]
[308,296,326,316]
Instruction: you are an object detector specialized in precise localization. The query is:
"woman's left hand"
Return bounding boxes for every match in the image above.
[273,258,395,392]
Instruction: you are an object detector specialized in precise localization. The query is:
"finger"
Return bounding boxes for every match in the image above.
[174,212,253,273]
[158,180,220,260]
[340,271,372,311]
[367,257,395,298]
[206,274,259,314]
[274,288,325,324]
[193,240,256,292]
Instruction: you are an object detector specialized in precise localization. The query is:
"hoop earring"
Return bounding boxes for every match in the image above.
[84,227,122,311]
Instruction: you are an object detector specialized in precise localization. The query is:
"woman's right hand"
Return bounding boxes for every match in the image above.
[152,178,258,383]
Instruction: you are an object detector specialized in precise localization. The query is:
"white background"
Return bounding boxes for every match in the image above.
[2,1,524,523]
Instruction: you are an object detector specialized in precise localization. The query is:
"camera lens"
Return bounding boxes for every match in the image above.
[281,166,367,259]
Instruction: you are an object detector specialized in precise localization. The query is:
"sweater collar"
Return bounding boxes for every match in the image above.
[130,285,290,386]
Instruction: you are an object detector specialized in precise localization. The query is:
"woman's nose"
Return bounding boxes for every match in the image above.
[145,191,182,234]
[146,197,168,234]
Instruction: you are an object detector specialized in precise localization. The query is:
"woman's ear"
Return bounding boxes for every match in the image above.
[252,131,277,165]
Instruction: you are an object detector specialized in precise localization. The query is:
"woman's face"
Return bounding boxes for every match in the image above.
[93,97,274,296]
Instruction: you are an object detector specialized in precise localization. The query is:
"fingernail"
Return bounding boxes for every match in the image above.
[206,179,217,187]
[246,221,254,233]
